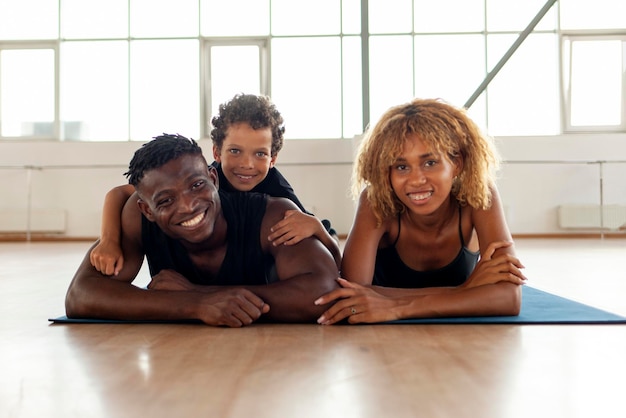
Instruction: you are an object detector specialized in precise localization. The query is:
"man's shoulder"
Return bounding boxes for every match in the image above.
[265,195,298,211]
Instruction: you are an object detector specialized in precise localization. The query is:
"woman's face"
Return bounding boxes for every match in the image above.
[389,134,460,216]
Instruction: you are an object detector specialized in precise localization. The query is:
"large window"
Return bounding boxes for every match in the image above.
[0,0,624,141]
[560,0,626,133]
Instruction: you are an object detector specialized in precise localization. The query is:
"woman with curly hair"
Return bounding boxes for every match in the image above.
[315,98,526,324]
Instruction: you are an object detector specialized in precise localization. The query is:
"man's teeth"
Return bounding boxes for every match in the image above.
[409,191,433,201]
[181,212,205,227]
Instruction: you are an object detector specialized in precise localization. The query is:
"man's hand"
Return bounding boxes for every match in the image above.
[148,269,270,327]
[198,289,270,327]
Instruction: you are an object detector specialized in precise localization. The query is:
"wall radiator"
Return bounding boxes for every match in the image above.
[0,209,66,233]
[558,205,626,230]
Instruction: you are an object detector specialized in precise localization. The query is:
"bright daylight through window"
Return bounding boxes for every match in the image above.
[0,0,624,141]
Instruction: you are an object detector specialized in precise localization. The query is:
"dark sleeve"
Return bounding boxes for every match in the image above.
[252,167,310,214]
[257,168,336,234]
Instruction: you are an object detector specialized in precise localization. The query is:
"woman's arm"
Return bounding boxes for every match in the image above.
[90,184,135,275]
[315,278,521,324]
[68,199,269,327]
[340,190,388,285]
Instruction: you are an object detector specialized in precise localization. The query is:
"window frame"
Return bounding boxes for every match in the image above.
[200,37,271,139]
[561,31,626,133]
[0,40,59,140]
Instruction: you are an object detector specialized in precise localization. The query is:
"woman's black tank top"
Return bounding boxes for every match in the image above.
[373,206,479,288]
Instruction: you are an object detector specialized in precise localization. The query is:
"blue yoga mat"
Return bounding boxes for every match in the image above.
[389,286,626,324]
[49,286,626,325]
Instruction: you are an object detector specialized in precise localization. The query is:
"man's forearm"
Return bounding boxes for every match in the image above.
[243,274,339,322]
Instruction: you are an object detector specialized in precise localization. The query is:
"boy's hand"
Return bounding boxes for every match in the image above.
[268,210,322,246]
[90,239,124,276]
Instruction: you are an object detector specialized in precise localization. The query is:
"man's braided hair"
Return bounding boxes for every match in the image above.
[124,133,202,186]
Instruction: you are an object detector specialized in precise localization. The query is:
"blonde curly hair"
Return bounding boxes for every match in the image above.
[353,98,500,226]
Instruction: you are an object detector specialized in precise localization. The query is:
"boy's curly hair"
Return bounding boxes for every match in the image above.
[210,93,285,157]
[354,98,500,226]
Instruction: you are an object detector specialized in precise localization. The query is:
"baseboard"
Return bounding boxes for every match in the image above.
[0,234,97,242]
[2,232,624,243]
[512,233,626,239]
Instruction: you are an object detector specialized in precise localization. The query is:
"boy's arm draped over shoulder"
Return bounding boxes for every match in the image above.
[253,197,340,322]
[267,209,342,269]
[90,183,136,275]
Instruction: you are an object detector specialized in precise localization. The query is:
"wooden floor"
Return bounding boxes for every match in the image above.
[1,238,625,418]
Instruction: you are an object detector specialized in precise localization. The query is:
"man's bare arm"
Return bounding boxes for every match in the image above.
[65,195,268,327]
[247,197,341,322]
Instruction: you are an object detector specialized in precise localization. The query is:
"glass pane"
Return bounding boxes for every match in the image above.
[414,0,484,33]
[61,41,129,141]
[342,0,361,35]
[271,0,340,36]
[342,36,363,138]
[414,34,485,109]
[271,37,342,138]
[369,0,412,34]
[130,40,200,141]
[487,0,557,32]
[201,0,269,36]
[131,0,198,38]
[209,45,261,120]
[61,0,128,39]
[1,49,54,137]
[465,95,487,131]
[0,0,58,40]
[561,0,626,30]
[368,35,414,125]
[486,34,560,136]
[570,40,622,127]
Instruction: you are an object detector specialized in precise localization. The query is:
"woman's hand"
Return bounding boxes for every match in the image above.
[315,278,406,325]
[462,241,527,289]
[90,239,124,276]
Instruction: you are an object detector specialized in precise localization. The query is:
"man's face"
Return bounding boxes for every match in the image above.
[136,153,222,245]
[213,122,276,192]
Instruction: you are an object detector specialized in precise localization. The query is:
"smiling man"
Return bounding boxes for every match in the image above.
[65,134,339,327]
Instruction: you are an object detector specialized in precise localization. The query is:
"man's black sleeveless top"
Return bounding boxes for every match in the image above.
[141,191,273,285]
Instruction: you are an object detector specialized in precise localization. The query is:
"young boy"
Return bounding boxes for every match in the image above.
[91,94,340,276]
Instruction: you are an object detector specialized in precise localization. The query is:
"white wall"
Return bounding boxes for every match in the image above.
[1,133,625,238]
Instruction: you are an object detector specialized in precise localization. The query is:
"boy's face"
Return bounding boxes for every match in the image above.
[213,122,276,192]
